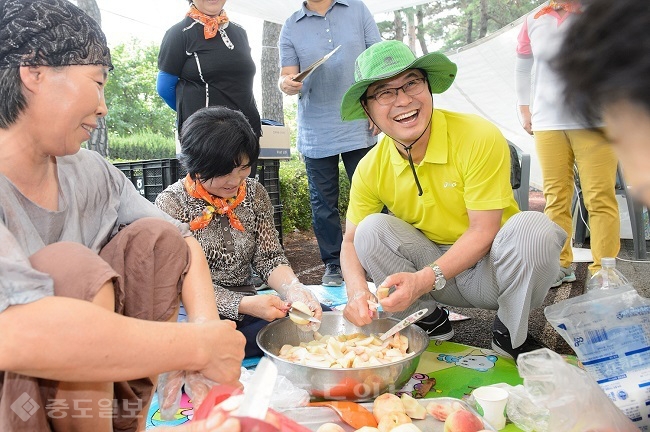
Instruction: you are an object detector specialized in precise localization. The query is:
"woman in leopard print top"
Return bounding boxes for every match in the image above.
[157,106,323,357]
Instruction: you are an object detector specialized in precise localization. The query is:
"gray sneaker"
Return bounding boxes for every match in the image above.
[322,263,343,286]
[551,266,576,288]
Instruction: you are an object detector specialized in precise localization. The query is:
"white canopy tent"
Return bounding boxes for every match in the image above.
[226,0,434,24]
[434,15,542,188]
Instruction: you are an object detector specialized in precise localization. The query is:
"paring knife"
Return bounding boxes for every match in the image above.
[235,357,278,419]
[380,308,429,341]
[289,306,321,323]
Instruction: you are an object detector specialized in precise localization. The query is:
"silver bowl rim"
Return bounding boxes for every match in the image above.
[256,310,430,371]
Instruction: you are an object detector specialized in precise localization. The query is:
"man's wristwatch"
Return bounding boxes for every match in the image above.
[427,263,447,291]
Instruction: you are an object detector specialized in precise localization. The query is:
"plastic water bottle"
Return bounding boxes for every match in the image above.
[585,257,630,291]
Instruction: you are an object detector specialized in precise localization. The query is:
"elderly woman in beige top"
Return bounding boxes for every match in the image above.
[0,1,245,430]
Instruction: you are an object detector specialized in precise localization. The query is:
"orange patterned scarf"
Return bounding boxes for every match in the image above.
[534,1,582,18]
[184,174,246,232]
[187,5,229,39]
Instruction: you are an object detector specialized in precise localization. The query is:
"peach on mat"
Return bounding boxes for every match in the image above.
[377,411,412,432]
[443,409,484,432]
[425,400,465,421]
[373,393,405,422]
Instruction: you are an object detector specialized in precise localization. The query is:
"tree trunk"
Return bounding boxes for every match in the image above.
[394,11,404,42]
[405,9,416,52]
[261,21,284,124]
[416,6,428,55]
[478,0,489,39]
[73,0,109,157]
[466,17,474,45]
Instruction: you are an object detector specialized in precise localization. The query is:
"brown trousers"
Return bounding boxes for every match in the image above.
[0,218,190,432]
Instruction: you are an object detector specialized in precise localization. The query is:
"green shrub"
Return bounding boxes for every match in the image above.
[279,158,311,233]
[109,133,175,161]
[278,156,351,234]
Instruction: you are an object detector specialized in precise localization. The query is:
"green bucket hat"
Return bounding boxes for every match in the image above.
[341,40,457,121]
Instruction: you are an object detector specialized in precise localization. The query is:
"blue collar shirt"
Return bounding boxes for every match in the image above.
[279,0,381,158]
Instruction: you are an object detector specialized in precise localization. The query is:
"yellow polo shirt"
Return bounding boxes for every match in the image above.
[346,109,520,244]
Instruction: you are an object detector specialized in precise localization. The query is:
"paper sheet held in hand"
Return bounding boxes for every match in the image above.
[293,45,341,82]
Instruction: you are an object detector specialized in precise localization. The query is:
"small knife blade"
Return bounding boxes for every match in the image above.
[289,306,321,323]
[236,357,278,420]
[380,308,429,341]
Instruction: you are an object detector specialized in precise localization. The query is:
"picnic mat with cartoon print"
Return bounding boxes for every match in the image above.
[397,340,524,431]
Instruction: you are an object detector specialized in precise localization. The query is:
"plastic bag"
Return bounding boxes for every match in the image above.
[502,384,550,432]
[240,367,310,411]
[157,367,309,421]
[545,285,650,430]
[505,348,638,432]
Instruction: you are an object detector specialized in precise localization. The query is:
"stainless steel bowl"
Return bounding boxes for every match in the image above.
[256,311,429,401]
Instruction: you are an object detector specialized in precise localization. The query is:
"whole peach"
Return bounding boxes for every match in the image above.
[443,409,484,432]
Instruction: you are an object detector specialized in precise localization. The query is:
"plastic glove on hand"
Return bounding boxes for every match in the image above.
[283,280,322,331]
[185,371,220,408]
[157,370,185,420]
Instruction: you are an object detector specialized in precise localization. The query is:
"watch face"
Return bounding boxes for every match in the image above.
[430,264,446,291]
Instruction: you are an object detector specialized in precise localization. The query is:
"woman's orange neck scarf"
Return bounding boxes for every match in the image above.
[184,174,246,232]
[187,5,229,39]
[534,1,582,19]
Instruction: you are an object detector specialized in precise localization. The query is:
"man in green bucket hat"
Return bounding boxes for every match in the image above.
[339,40,566,361]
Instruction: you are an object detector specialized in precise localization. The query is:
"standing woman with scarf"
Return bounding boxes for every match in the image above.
[157,0,261,148]
[156,106,325,359]
[515,0,620,284]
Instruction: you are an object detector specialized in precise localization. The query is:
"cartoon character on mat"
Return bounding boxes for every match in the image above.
[148,392,193,428]
[395,373,440,398]
[437,350,498,372]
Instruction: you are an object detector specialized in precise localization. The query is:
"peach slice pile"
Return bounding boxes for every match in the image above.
[278,331,414,368]
[313,394,488,432]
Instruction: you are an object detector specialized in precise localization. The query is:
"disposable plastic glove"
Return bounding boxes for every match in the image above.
[185,371,219,409]
[157,369,185,420]
[282,279,322,331]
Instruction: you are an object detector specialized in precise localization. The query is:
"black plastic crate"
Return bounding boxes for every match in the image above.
[256,159,281,207]
[114,159,282,245]
[273,204,283,246]
[257,159,280,184]
[114,158,184,202]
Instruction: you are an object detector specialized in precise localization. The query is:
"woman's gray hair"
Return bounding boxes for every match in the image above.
[0,67,25,129]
